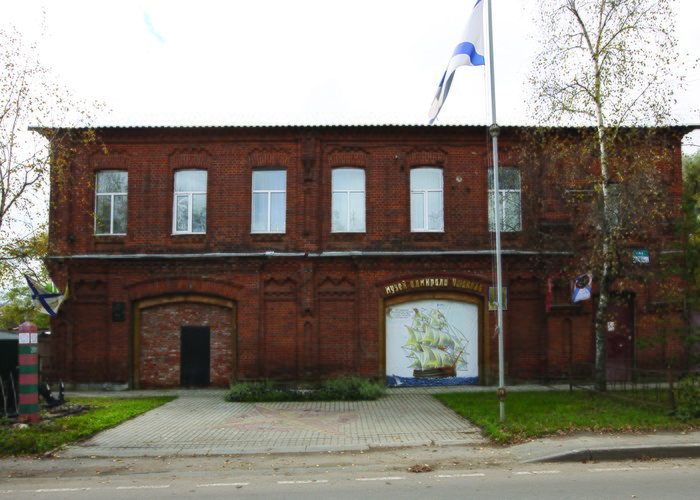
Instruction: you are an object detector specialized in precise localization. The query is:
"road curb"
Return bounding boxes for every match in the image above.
[523,443,700,463]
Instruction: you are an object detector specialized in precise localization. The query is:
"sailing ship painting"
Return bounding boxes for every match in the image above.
[386,299,478,387]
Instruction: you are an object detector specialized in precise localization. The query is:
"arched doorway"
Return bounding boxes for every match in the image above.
[382,292,485,387]
[132,295,236,389]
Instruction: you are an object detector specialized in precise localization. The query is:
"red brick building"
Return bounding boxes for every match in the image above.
[44,124,690,389]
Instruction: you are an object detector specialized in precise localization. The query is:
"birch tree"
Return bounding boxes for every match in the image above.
[529,0,684,390]
[0,26,98,288]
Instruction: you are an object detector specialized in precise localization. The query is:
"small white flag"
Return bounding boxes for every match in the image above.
[429,0,486,124]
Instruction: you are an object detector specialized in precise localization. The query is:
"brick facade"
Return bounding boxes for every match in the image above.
[44,125,689,388]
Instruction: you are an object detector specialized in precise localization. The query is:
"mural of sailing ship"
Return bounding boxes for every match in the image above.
[404,308,467,378]
[385,300,478,387]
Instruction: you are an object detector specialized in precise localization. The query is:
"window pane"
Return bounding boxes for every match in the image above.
[96,171,127,193]
[113,194,127,234]
[95,196,111,234]
[332,192,348,232]
[500,168,520,189]
[176,195,189,232]
[253,170,286,190]
[192,193,206,233]
[333,168,364,191]
[489,167,521,232]
[269,192,286,232]
[503,192,520,230]
[489,167,520,190]
[427,191,444,230]
[175,170,207,192]
[411,192,424,230]
[349,191,365,231]
[411,168,442,190]
[251,192,268,232]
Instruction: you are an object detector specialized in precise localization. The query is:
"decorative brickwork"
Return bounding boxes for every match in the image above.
[42,125,690,388]
[139,299,234,388]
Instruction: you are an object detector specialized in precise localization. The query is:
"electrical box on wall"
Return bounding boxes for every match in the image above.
[112,302,126,322]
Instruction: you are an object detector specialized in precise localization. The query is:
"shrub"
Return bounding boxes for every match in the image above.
[321,375,385,400]
[674,374,700,420]
[229,376,385,402]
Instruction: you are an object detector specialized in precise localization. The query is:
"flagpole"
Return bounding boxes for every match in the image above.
[485,0,506,422]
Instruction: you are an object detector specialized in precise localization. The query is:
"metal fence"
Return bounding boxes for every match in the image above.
[567,366,700,413]
[1,371,19,421]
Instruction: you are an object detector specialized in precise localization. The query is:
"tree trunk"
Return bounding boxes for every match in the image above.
[594,265,611,391]
[594,86,611,391]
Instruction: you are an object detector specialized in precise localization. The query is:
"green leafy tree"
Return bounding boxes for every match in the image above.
[529,0,686,390]
[0,280,50,330]
[683,151,700,210]
[678,150,700,365]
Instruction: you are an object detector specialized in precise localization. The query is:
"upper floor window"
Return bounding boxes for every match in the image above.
[252,169,286,233]
[173,170,207,234]
[489,167,522,232]
[332,168,366,232]
[411,167,444,232]
[95,170,128,235]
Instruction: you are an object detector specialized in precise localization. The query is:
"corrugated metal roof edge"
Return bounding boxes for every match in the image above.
[30,123,700,132]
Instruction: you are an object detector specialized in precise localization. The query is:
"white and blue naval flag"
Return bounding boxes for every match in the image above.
[428,0,485,124]
[25,274,66,317]
[572,274,593,303]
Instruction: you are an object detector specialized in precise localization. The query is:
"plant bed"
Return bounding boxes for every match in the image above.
[229,376,385,402]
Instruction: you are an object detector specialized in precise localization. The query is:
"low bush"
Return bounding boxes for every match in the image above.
[229,376,385,402]
[674,374,700,420]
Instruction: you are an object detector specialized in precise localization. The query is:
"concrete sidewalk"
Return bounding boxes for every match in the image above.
[57,387,700,463]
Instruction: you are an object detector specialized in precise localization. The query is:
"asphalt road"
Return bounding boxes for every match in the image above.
[1,450,699,499]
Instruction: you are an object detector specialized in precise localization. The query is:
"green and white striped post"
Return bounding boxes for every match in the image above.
[18,321,39,424]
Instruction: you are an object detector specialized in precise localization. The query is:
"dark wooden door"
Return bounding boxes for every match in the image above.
[180,326,210,387]
[605,295,634,382]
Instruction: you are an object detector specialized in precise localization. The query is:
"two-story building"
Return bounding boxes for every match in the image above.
[42,124,691,389]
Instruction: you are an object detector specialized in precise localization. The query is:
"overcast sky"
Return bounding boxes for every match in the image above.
[4,0,700,151]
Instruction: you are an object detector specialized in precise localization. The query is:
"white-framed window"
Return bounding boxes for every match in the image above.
[173,170,207,234]
[252,169,286,233]
[411,167,444,232]
[332,168,366,232]
[95,170,128,235]
[488,167,522,232]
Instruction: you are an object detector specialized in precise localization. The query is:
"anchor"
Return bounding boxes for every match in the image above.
[39,380,66,408]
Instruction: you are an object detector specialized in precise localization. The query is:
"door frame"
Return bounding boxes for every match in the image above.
[180,325,211,387]
[132,294,236,389]
[380,291,487,385]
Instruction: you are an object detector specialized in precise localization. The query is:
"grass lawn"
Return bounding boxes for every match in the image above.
[435,390,700,445]
[0,396,175,457]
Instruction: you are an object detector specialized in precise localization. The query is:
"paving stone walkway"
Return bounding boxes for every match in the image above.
[59,390,485,457]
